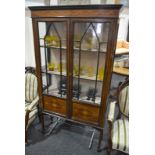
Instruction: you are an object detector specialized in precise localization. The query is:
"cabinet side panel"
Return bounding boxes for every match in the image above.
[99,19,119,127]
[32,19,43,108]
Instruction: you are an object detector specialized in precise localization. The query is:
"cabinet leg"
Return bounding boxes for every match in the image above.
[38,108,45,132]
[107,150,111,155]
[97,129,103,152]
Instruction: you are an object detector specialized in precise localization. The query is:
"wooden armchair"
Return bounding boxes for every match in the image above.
[25,72,39,143]
[107,79,129,154]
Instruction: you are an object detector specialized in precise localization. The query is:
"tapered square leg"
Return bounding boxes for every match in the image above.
[97,129,103,152]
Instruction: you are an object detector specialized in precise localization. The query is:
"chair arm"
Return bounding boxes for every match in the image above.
[27,96,39,111]
[25,110,30,130]
[107,101,116,151]
[107,101,117,122]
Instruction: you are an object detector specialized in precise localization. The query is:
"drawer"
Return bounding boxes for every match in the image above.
[72,102,100,124]
[43,96,67,116]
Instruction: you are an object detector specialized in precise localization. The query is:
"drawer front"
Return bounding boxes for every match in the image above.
[43,96,67,116]
[72,102,99,124]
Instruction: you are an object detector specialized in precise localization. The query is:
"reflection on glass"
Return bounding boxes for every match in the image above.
[38,22,67,99]
[72,22,109,105]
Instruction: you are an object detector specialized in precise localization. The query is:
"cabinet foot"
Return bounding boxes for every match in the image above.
[97,129,103,152]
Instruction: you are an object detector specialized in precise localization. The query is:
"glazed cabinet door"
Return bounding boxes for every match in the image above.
[70,19,112,125]
[37,20,69,117]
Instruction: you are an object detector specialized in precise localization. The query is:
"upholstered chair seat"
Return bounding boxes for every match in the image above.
[25,73,39,142]
[112,119,129,153]
[107,79,129,154]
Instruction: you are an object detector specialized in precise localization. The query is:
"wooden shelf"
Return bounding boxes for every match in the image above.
[40,45,107,53]
[73,74,103,82]
[45,70,67,76]
[115,48,129,55]
[42,69,103,82]
[40,45,67,50]
[113,66,129,76]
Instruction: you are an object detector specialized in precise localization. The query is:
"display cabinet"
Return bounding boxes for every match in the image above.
[29,5,122,151]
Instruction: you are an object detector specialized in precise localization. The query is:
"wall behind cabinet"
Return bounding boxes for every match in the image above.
[25,0,129,67]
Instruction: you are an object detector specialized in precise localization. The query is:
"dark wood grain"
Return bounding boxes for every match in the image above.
[31,9,120,18]
[72,102,100,124]
[43,96,67,116]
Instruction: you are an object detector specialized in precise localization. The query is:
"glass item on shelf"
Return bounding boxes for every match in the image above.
[74,34,81,48]
[87,66,94,77]
[72,84,81,99]
[86,37,93,50]
[44,35,60,47]
[58,77,67,95]
[48,62,55,71]
[114,55,129,68]
[98,67,104,80]
[86,88,97,102]
[116,40,129,49]
[73,64,84,76]
[57,63,65,72]
[73,64,78,76]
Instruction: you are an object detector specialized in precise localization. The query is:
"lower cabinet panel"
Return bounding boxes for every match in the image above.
[43,96,67,116]
[72,102,100,124]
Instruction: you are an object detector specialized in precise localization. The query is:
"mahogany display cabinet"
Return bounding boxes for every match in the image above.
[29,4,122,151]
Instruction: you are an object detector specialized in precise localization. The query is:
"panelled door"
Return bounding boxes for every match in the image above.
[70,19,112,125]
[37,19,69,117]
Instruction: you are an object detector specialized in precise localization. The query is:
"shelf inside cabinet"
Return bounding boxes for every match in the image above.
[115,48,129,55]
[73,75,103,82]
[73,96,101,105]
[43,85,67,99]
[40,38,107,53]
[40,45,67,50]
[113,66,129,76]
[42,70,67,76]
[42,67,103,82]
[40,46,107,53]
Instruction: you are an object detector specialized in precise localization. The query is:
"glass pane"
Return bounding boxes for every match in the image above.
[72,22,110,105]
[38,22,67,99]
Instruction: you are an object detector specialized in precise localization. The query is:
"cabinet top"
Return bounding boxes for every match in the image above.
[29,5,122,18]
[29,4,122,11]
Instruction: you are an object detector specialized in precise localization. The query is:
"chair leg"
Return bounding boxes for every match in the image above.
[25,130,28,143]
[107,143,112,155]
[107,150,111,155]
[25,111,30,144]
[38,110,41,122]
[41,112,45,132]
[97,129,103,152]
[108,122,112,155]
